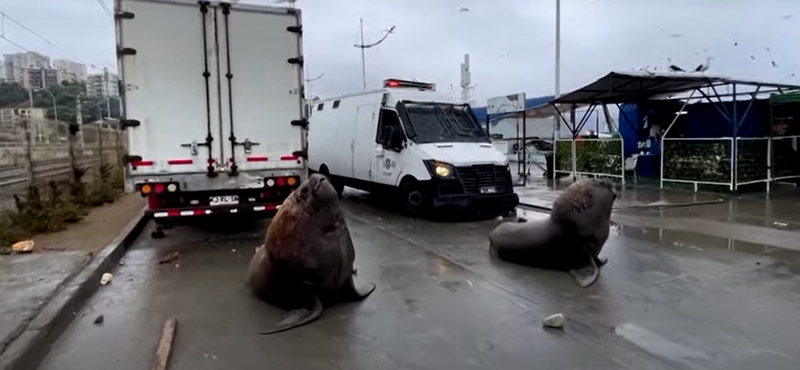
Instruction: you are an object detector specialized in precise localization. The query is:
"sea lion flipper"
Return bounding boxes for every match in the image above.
[259,294,323,335]
[569,256,599,288]
[340,278,376,301]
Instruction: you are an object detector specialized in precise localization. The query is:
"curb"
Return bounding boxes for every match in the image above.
[0,207,149,370]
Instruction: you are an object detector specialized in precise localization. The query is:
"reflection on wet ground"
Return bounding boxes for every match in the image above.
[611,221,800,262]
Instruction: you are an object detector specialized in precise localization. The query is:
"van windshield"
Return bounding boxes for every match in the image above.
[399,102,489,144]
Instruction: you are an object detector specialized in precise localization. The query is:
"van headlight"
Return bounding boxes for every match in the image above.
[424,160,455,179]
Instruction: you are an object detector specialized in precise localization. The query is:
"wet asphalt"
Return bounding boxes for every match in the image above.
[37,191,800,370]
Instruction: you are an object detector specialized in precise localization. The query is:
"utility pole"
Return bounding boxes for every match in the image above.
[359,18,366,90]
[104,67,111,119]
[553,0,561,139]
[354,20,395,91]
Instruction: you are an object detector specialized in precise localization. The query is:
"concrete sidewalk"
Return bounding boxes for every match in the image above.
[0,253,90,356]
[514,179,800,252]
[515,180,725,210]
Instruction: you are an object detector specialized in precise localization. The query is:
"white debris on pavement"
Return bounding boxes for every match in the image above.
[543,313,565,329]
[100,273,113,285]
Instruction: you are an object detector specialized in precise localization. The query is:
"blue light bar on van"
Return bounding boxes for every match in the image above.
[384,79,436,91]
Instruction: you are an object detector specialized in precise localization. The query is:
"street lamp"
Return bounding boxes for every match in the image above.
[33,88,58,123]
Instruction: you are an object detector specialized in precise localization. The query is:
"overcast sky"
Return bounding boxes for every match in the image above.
[1,0,799,103]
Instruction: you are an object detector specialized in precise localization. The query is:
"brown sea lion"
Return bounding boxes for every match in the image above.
[247,174,376,334]
[489,178,617,287]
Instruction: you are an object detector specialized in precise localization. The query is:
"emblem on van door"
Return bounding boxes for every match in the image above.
[384,158,391,169]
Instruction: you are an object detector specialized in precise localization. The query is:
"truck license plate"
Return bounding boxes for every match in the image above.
[480,187,497,194]
[210,195,239,206]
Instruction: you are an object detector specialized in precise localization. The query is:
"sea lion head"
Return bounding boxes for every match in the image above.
[589,178,618,201]
[293,174,340,215]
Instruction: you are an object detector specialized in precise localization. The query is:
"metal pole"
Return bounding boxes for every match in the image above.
[552,0,561,142]
[360,18,366,91]
[767,136,772,194]
[522,110,527,185]
[553,136,557,181]
[516,116,520,176]
[37,89,57,123]
[620,136,625,184]
[661,90,696,188]
[104,67,111,119]
[731,83,737,191]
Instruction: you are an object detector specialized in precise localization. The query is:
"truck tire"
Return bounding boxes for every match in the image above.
[400,180,429,217]
[319,166,344,197]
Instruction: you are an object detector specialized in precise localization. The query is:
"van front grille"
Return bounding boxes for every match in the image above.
[455,165,509,195]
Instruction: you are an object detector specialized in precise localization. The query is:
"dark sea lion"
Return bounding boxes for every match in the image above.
[489,178,617,287]
[247,174,376,334]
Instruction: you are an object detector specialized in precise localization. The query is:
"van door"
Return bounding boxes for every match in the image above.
[374,108,405,187]
[353,104,377,181]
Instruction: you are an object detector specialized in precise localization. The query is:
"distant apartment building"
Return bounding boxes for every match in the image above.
[3,52,51,83]
[87,73,119,97]
[53,59,87,83]
[21,68,59,90]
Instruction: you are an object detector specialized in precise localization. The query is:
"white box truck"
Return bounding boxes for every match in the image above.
[308,79,518,217]
[115,0,307,221]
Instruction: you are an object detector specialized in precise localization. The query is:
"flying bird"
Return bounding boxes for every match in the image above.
[694,57,712,72]
[765,47,771,52]
[783,14,793,20]
[458,7,470,12]
[669,33,683,38]
[772,61,778,67]
[750,55,756,60]
[734,42,738,46]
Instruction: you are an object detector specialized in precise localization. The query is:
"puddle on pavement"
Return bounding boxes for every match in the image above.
[610,222,800,259]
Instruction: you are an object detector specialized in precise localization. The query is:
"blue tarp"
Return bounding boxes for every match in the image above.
[618,99,771,155]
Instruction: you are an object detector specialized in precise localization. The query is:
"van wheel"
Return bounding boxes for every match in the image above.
[400,181,428,217]
[319,166,344,197]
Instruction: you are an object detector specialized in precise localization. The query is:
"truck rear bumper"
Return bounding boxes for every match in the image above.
[148,202,282,220]
[432,192,519,215]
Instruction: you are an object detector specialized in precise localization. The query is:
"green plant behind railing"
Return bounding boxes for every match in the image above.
[772,137,800,179]
[575,140,622,175]
[664,139,731,183]
[555,140,572,172]
[736,139,768,182]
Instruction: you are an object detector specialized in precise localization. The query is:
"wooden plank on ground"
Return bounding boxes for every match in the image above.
[151,317,178,370]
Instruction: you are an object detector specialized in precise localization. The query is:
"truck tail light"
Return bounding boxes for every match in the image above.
[264,176,301,188]
[137,182,180,197]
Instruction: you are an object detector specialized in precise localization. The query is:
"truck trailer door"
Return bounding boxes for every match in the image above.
[117,0,222,174]
[215,3,305,173]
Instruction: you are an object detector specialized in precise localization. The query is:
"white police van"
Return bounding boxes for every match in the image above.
[308,79,518,217]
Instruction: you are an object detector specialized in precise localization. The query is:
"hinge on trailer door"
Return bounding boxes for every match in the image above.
[114,12,134,19]
[120,119,140,128]
[122,155,143,164]
[117,47,137,56]
[287,57,304,66]
[290,119,308,128]
[287,26,302,35]
[292,150,307,159]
